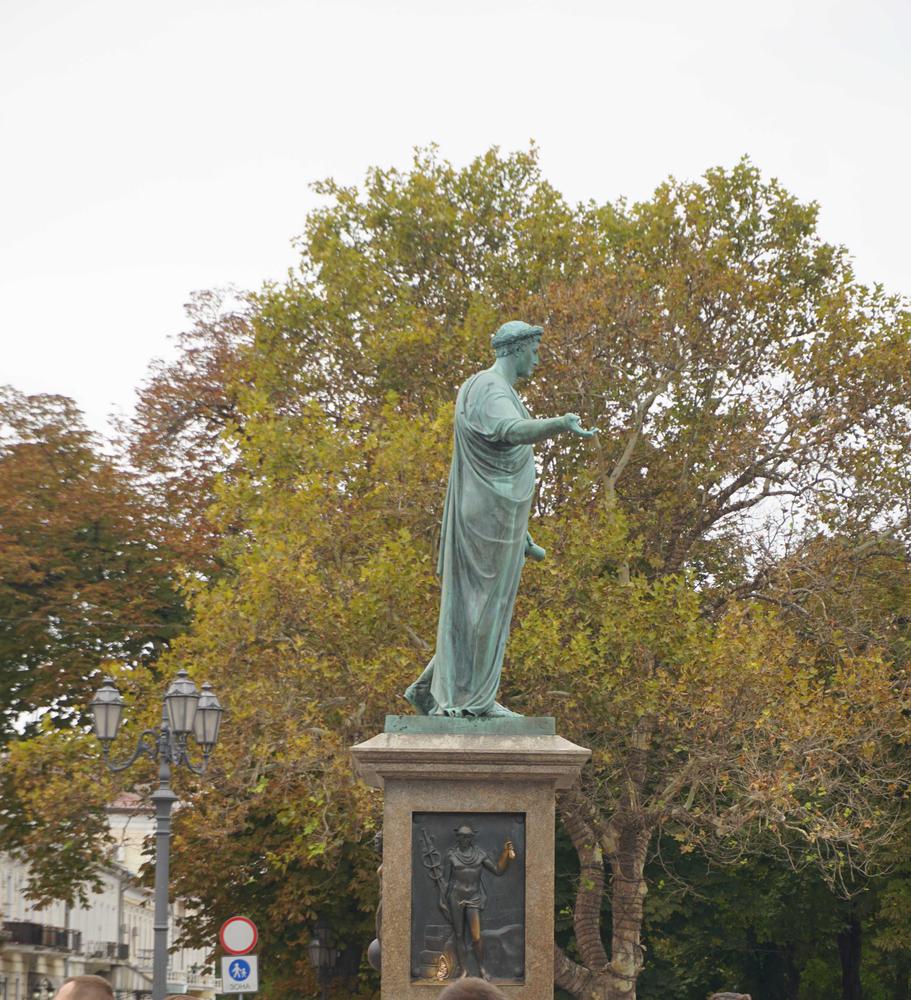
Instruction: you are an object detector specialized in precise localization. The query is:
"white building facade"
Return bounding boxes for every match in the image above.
[0,795,218,999]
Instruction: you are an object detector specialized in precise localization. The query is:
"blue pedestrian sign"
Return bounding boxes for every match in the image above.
[221,954,259,993]
[229,959,250,981]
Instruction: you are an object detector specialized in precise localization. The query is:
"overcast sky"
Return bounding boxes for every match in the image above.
[2,0,908,436]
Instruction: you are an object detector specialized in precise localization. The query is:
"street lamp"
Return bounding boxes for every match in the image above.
[307,917,339,1000]
[30,977,53,1000]
[89,671,223,1000]
[88,677,124,747]
[194,682,223,752]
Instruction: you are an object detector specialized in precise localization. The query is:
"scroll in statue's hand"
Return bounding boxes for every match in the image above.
[562,413,597,438]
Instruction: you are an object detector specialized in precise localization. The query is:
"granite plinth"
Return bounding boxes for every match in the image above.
[351,729,589,999]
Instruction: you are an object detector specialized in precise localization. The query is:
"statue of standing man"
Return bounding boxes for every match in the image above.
[404,321,596,718]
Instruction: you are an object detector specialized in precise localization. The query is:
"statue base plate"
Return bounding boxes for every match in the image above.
[385,714,555,736]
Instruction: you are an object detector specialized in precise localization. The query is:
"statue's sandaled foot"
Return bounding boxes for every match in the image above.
[403,682,435,716]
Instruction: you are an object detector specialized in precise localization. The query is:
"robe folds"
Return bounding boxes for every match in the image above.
[405,368,534,716]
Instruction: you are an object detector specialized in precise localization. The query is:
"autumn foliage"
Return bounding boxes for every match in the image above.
[2,149,909,998]
[151,150,910,999]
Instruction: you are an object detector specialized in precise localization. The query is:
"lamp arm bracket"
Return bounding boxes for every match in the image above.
[103,729,160,773]
[179,747,211,776]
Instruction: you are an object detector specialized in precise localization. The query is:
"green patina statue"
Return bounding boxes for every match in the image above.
[404,321,596,718]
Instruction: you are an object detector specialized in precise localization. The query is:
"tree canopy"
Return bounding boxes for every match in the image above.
[0,387,193,901]
[3,148,909,998]
[153,148,910,999]
[0,388,186,739]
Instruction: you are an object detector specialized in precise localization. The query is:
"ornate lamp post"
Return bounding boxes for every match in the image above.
[89,671,223,1000]
[306,917,339,1000]
[30,977,53,1000]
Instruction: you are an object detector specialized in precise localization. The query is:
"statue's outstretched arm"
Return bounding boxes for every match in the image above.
[504,413,596,445]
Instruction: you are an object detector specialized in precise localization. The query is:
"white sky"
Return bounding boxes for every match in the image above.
[2,0,909,436]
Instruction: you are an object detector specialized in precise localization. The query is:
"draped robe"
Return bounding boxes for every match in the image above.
[405,368,534,716]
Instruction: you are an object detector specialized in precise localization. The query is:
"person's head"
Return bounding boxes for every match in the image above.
[54,976,114,1000]
[454,823,476,849]
[491,320,543,379]
[438,977,508,1000]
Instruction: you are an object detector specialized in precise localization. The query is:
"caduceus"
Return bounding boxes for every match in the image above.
[420,827,451,922]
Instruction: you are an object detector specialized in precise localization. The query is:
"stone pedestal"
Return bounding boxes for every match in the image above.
[351,716,589,1000]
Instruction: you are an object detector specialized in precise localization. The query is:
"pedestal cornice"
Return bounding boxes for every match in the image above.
[350,730,590,789]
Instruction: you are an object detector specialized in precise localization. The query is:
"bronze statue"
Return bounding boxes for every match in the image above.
[440,824,516,980]
[405,321,595,717]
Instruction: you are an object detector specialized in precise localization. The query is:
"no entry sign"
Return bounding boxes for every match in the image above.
[219,915,258,955]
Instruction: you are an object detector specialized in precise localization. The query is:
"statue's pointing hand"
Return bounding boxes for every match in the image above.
[504,839,516,861]
[562,413,597,438]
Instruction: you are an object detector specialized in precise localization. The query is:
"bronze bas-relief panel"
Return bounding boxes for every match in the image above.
[411,812,526,985]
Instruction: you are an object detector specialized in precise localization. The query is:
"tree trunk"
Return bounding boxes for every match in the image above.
[554,798,651,1000]
[837,908,863,1000]
[558,794,610,974]
[555,793,610,1000]
[554,942,599,999]
[891,955,909,1000]
[605,825,649,1000]
[553,823,650,1000]
[554,715,654,1000]
[782,939,801,1000]
[603,714,653,1000]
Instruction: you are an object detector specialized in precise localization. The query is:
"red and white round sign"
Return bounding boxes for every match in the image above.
[219,915,258,955]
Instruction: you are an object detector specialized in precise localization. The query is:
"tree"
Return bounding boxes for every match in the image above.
[510,163,911,999]
[1,291,249,905]
[0,388,186,738]
[161,146,601,993]
[156,149,910,999]
[636,846,845,1000]
[0,388,190,901]
[117,287,252,575]
[632,835,911,1000]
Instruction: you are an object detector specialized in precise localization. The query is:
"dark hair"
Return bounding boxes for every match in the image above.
[438,978,508,1000]
[57,976,114,1000]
